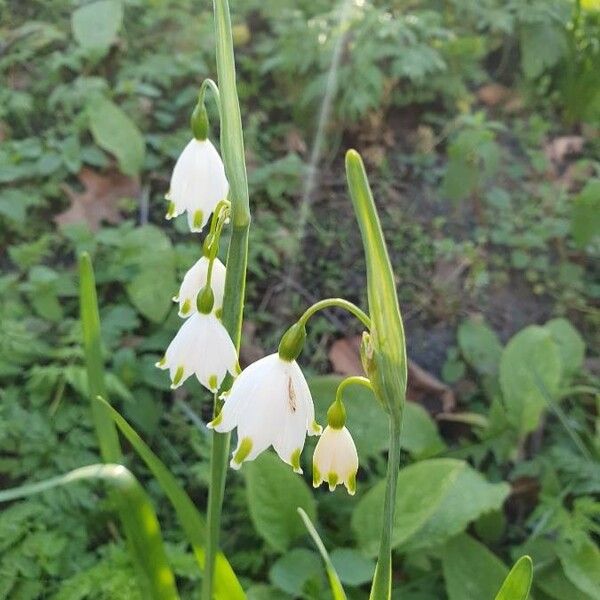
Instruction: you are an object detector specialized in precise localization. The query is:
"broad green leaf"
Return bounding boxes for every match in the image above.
[72,0,123,51]
[494,556,533,600]
[352,459,509,556]
[544,319,585,379]
[458,316,503,376]
[442,534,507,600]
[87,96,145,176]
[269,549,321,596]
[120,226,176,322]
[245,452,316,553]
[0,464,179,599]
[310,376,444,460]
[330,549,374,587]
[571,180,600,247]
[298,508,347,599]
[520,22,567,79]
[499,326,561,433]
[246,585,287,600]
[536,562,594,600]
[98,398,246,600]
[558,538,600,600]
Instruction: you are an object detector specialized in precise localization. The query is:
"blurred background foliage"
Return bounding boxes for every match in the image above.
[0,0,599,598]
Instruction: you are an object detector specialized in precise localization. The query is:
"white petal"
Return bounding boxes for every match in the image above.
[288,360,321,435]
[192,314,238,392]
[176,256,226,317]
[313,426,358,494]
[160,314,203,388]
[167,139,229,232]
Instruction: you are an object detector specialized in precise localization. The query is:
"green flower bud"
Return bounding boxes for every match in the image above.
[277,322,306,362]
[197,285,215,314]
[191,100,209,141]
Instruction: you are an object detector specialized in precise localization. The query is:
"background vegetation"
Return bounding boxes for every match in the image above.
[0,0,598,598]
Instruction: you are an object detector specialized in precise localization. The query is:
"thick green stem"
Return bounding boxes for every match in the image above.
[204,1,250,598]
[370,414,402,600]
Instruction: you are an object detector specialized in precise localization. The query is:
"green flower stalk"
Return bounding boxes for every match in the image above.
[345,149,408,600]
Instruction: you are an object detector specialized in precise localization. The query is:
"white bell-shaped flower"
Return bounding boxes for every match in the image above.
[208,353,322,472]
[173,256,226,318]
[156,311,238,393]
[313,425,358,495]
[166,138,229,233]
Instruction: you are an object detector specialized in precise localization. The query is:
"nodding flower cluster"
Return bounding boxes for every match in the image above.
[156,96,360,495]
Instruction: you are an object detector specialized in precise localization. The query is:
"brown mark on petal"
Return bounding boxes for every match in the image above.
[287,377,297,413]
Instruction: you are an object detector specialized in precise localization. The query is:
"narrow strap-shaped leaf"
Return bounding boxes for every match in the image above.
[494,555,533,600]
[97,397,246,600]
[0,464,179,600]
[298,508,347,600]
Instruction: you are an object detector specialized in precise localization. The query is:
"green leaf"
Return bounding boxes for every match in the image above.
[558,538,600,600]
[544,318,585,380]
[520,22,567,79]
[494,556,533,600]
[0,464,179,599]
[536,562,594,600]
[442,534,508,600]
[499,325,561,433]
[309,376,443,460]
[97,398,246,600]
[297,508,347,600]
[72,0,123,51]
[571,180,600,247]
[458,316,503,376]
[87,96,145,176]
[120,226,176,322]
[352,459,509,556]
[269,549,321,596]
[330,549,375,587]
[245,452,316,553]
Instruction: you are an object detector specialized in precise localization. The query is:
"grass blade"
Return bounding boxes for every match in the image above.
[97,396,246,600]
[0,464,179,599]
[298,508,347,600]
[494,555,533,600]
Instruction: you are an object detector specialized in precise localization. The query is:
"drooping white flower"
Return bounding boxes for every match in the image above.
[156,312,238,392]
[312,425,358,495]
[173,256,226,318]
[208,353,322,472]
[166,138,229,233]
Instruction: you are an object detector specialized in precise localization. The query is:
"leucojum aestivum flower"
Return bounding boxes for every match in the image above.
[153,4,407,593]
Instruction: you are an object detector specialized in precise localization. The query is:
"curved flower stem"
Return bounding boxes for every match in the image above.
[200,77,222,122]
[336,376,373,400]
[298,297,371,330]
[370,413,402,600]
[203,1,250,599]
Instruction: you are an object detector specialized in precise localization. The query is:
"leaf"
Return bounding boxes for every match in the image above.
[245,452,316,553]
[87,97,145,176]
[458,316,503,376]
[544,318,585,380]
[571,180,600,247]
[520,22,567,79]
[98,398,246,600]
[499,325,562,433]
[120,225,176,322]
[269,549,321,596]
[72,0,123,52]
[0,464,179,599]
[536,562,594,600]
[442,534,508,600]
[352,459,509,556]
[56,168,139,231]
[558,538,600,600]
[330,549,374,587]
[297,508,347,599]
[401,402,446,458]
[494,556,533,600]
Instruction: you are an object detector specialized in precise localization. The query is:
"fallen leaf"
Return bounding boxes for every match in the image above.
[476,83,512,107]
[544,135,584,166]
[328,335,455,413]
[55,167,140,231]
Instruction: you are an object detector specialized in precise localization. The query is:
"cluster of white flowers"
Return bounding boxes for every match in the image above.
[156,107,359,494]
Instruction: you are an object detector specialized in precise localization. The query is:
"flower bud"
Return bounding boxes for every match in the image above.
[191,100,209,141]
[278,322,307,362]
[197,285,215,314]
